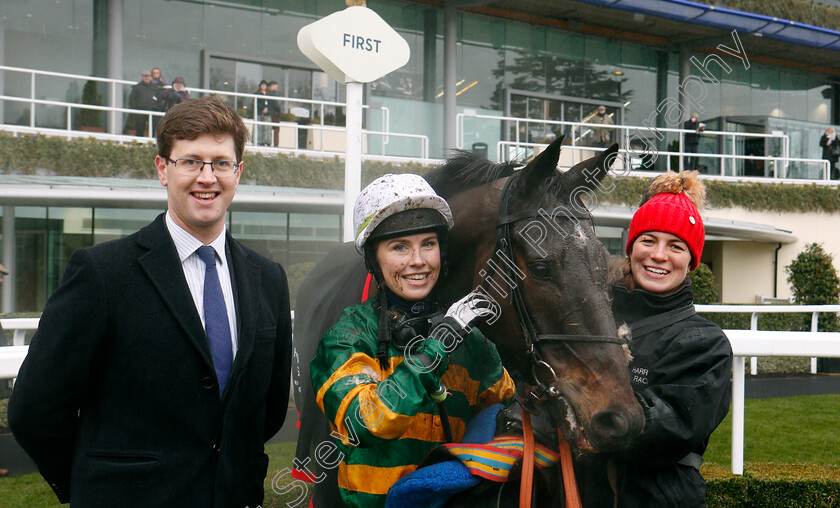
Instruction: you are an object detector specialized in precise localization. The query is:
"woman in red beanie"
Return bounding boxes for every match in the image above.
[580,171,733,508]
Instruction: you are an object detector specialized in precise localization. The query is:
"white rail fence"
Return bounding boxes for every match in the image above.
[2,308,840,476]
[696,304,840,475]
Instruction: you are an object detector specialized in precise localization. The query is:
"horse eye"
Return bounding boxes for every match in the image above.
[529,262,551,280]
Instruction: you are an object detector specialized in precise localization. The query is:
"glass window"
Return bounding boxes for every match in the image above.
[459,14,506,109]
[619,45,658,128]
[93,209,161,245]
[720,64,750,117]
[12,207,93,312]
[750,65,781,118]
[779,72,808,121]
[807,79,831,124]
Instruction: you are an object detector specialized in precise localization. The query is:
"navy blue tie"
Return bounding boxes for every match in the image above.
[196,246,233,396]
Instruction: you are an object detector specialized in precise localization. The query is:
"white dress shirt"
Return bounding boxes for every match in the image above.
[165,211,238,358]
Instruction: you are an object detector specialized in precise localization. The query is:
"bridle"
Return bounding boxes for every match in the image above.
[482,171,629,398]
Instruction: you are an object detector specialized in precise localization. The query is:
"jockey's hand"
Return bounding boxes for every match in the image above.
[443,290,498,329]
[405,292,498,394]
[423,291,498,355]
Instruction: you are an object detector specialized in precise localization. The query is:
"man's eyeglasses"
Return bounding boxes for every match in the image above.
[164,157,241,177]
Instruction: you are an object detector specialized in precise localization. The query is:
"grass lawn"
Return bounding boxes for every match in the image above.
[703,393,840,471]
[2,394,839,507]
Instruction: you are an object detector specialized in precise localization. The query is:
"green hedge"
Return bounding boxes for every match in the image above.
[711,0,840,31]
[0,133,431,190]
[3,133,840,213]
[707,477,840,508]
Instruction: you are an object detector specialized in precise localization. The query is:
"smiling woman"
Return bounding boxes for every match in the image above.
[580,170,734,508]
[308,173,514,508]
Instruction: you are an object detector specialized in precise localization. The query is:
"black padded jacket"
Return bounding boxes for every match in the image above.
[580,280,733,508]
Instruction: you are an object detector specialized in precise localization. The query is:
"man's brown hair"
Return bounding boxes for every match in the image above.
[156,96,250,161]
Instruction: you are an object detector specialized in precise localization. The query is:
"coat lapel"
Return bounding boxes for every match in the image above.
[223,233,261,402]
[136,214,214,370]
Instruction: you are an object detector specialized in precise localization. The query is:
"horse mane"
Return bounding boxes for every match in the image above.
[424,150,518,199]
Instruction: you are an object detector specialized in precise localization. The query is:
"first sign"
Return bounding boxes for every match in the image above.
[298,6,410,84]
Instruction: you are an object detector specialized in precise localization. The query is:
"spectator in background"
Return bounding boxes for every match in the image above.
[255,80,272,146]
[150,67,170,88]
[683,113,705,171]
[590,105,614,147]
[268,80,281,147]
[819,127,840,180]
[162,77,190,111]
[128,70,161,136]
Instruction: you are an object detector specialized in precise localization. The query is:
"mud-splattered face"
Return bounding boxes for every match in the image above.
[374,232,441,301]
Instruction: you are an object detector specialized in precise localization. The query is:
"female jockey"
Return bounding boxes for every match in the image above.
[582,170,733,508]
[310,173,515,508]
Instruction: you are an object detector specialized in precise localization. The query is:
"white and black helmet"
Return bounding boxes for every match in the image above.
[353,173,454,279]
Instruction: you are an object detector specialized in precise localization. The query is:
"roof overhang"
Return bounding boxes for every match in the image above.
[427,0,840,74]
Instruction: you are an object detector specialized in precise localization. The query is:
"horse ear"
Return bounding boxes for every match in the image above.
[515,134,565,194]
[562,143,619,191]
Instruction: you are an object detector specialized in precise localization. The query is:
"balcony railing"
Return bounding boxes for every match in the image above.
[0,65,430,162]
[458,112,833,182]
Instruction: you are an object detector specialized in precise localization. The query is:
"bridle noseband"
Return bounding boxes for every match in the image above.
[482,172,628,397]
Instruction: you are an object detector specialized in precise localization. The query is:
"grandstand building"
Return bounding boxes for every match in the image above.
[1,0,839,313]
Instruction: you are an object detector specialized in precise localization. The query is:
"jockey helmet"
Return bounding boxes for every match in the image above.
[353,173,454,280]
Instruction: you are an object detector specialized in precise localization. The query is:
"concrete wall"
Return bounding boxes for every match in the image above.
[707,206,840,303]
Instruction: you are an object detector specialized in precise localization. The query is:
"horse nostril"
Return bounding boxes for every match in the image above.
[589,408,633,451]
[591,409,629,437]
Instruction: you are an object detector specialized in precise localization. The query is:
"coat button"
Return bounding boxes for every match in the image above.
[202,377,215,389]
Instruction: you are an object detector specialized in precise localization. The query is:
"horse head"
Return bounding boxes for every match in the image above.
[432,137,643,454]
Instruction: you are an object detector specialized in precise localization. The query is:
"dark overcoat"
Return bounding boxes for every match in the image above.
[9,213,292,507]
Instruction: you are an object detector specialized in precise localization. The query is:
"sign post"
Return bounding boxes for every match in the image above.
[297,1,410,242]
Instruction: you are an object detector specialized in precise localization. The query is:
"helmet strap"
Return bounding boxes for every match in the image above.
[376,291,391,369]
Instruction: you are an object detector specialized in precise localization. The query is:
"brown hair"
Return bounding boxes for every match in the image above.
[156,96,250,161]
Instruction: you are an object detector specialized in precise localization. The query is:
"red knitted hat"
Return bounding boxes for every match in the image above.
[625,172,705,271]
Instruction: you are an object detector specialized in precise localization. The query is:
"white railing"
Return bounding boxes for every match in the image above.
[0,318,37,379]
[0,65,430,160]
[457,112,835,181]
[0,318,38,347]
[2,310,839,476]
[496,141,830,181]
[696,304,840,476]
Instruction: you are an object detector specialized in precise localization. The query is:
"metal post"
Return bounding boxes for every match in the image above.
[443,0,457,157]
[30,73,36,127]
[108,0,124,135]
[343,80,363,243]
[731,356,745,475]
[2,206,15,314]
[750,312,758,375]
[811,311,819,374]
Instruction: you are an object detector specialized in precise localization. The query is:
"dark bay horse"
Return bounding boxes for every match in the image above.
[289,136,643,506]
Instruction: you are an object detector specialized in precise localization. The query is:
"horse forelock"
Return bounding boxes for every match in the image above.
[424,150,517,200]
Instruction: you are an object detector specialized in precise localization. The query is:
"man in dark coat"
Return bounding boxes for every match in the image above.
[819,127,840,180]
[683,113,703,171]
[128,70,161,136]
[8,96,293,508]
